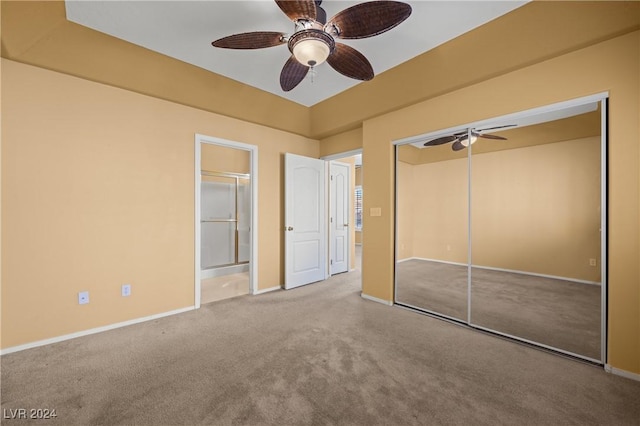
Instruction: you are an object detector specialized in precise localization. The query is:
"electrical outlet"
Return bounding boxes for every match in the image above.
[589,258,597,267]
[121,284,131,297]
[78,291,89,305]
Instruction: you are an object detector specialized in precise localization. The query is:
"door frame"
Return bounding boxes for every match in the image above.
[322,149,362,276]
[194,134,258,308]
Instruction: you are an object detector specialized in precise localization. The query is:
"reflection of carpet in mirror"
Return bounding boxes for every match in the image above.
[395,259,601,360]
[201,272,250,304]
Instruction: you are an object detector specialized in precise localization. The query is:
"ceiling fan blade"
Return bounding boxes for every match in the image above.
[326,1,412,39]
[212,32,286,49]
[452,140,466,152]
[327,43,374,81]
[315,2,327,24]
[424,135,459,147]
[275,0,317,21]
[478,133,508,140]
[280,55,309,91]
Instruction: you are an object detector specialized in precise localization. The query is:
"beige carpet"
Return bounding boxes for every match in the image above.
[2,265,639,425]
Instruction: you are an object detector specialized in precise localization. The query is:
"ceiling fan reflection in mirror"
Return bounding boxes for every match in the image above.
[423,125,516,151]
[211,0,412,91]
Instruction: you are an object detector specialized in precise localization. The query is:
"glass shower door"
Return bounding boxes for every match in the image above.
[201,174,238,269]
[237,177,251,264]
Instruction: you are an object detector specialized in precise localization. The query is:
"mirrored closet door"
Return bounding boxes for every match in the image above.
[394,96,607,363]
[395,134,469,322]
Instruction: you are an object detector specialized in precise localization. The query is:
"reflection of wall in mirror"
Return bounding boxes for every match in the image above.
[398,136,601,283]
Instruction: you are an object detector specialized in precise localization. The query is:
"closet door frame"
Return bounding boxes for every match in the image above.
[393,92,608,364]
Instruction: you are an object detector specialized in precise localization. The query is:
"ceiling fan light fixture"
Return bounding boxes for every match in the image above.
[460,134,478,147]
[288,29,335,67]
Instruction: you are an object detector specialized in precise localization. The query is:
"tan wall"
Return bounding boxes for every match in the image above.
[319,127,362,158]
[1,1,311,138]
[472,137,601,281]
[399,137,601,282]
[404,158,469,264]
[396,161,416,261]
[1,59,318,348]
[201,144,250,175]
[362,31,639,373]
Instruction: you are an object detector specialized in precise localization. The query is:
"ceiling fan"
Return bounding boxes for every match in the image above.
[423,125,516,151]
[211,0,412,91]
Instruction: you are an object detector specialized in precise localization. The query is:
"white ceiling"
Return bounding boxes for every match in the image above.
[65,1,528,107]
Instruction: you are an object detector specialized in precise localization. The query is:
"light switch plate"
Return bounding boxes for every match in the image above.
[122,284,131,297]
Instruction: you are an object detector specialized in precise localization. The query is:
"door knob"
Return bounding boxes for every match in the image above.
[343,223,349,227]
[287,226,294,231]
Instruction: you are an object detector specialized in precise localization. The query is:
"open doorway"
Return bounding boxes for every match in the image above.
[323,150,362,280]
[195,134,258,307]
[283,150,362,289]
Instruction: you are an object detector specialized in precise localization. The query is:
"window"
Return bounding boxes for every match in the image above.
[355,186,362,230]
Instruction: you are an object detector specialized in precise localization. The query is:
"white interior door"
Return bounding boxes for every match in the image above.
[285,153,327,289]
[330,161,350,275]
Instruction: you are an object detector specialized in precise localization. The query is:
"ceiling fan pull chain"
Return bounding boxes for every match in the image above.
[309,66,317,84]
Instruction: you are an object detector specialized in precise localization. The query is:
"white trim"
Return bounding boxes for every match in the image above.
[407,257,467,267]
[361,293,393,306]
[473,264,601,286]
[320,148,362,162]
[201,263,249,280]
[195,134,259,307]
[605,365,640,382]
[600,98,608,364]
[0,306,195,355]
[408,257,601,285]
[254,285,282,295]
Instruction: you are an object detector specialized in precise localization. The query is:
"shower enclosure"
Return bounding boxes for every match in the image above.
[201,170,250,279]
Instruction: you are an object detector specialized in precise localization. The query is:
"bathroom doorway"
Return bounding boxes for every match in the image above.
[195,134,258,307]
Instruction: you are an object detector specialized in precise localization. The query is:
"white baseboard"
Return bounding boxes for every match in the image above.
[0,306,195,356]
[254,285,281,295]
[605,364,640,382]
[410,257,600,285]
[361,293,393,306]
[474,264,601,286]
[411,257,467,267]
